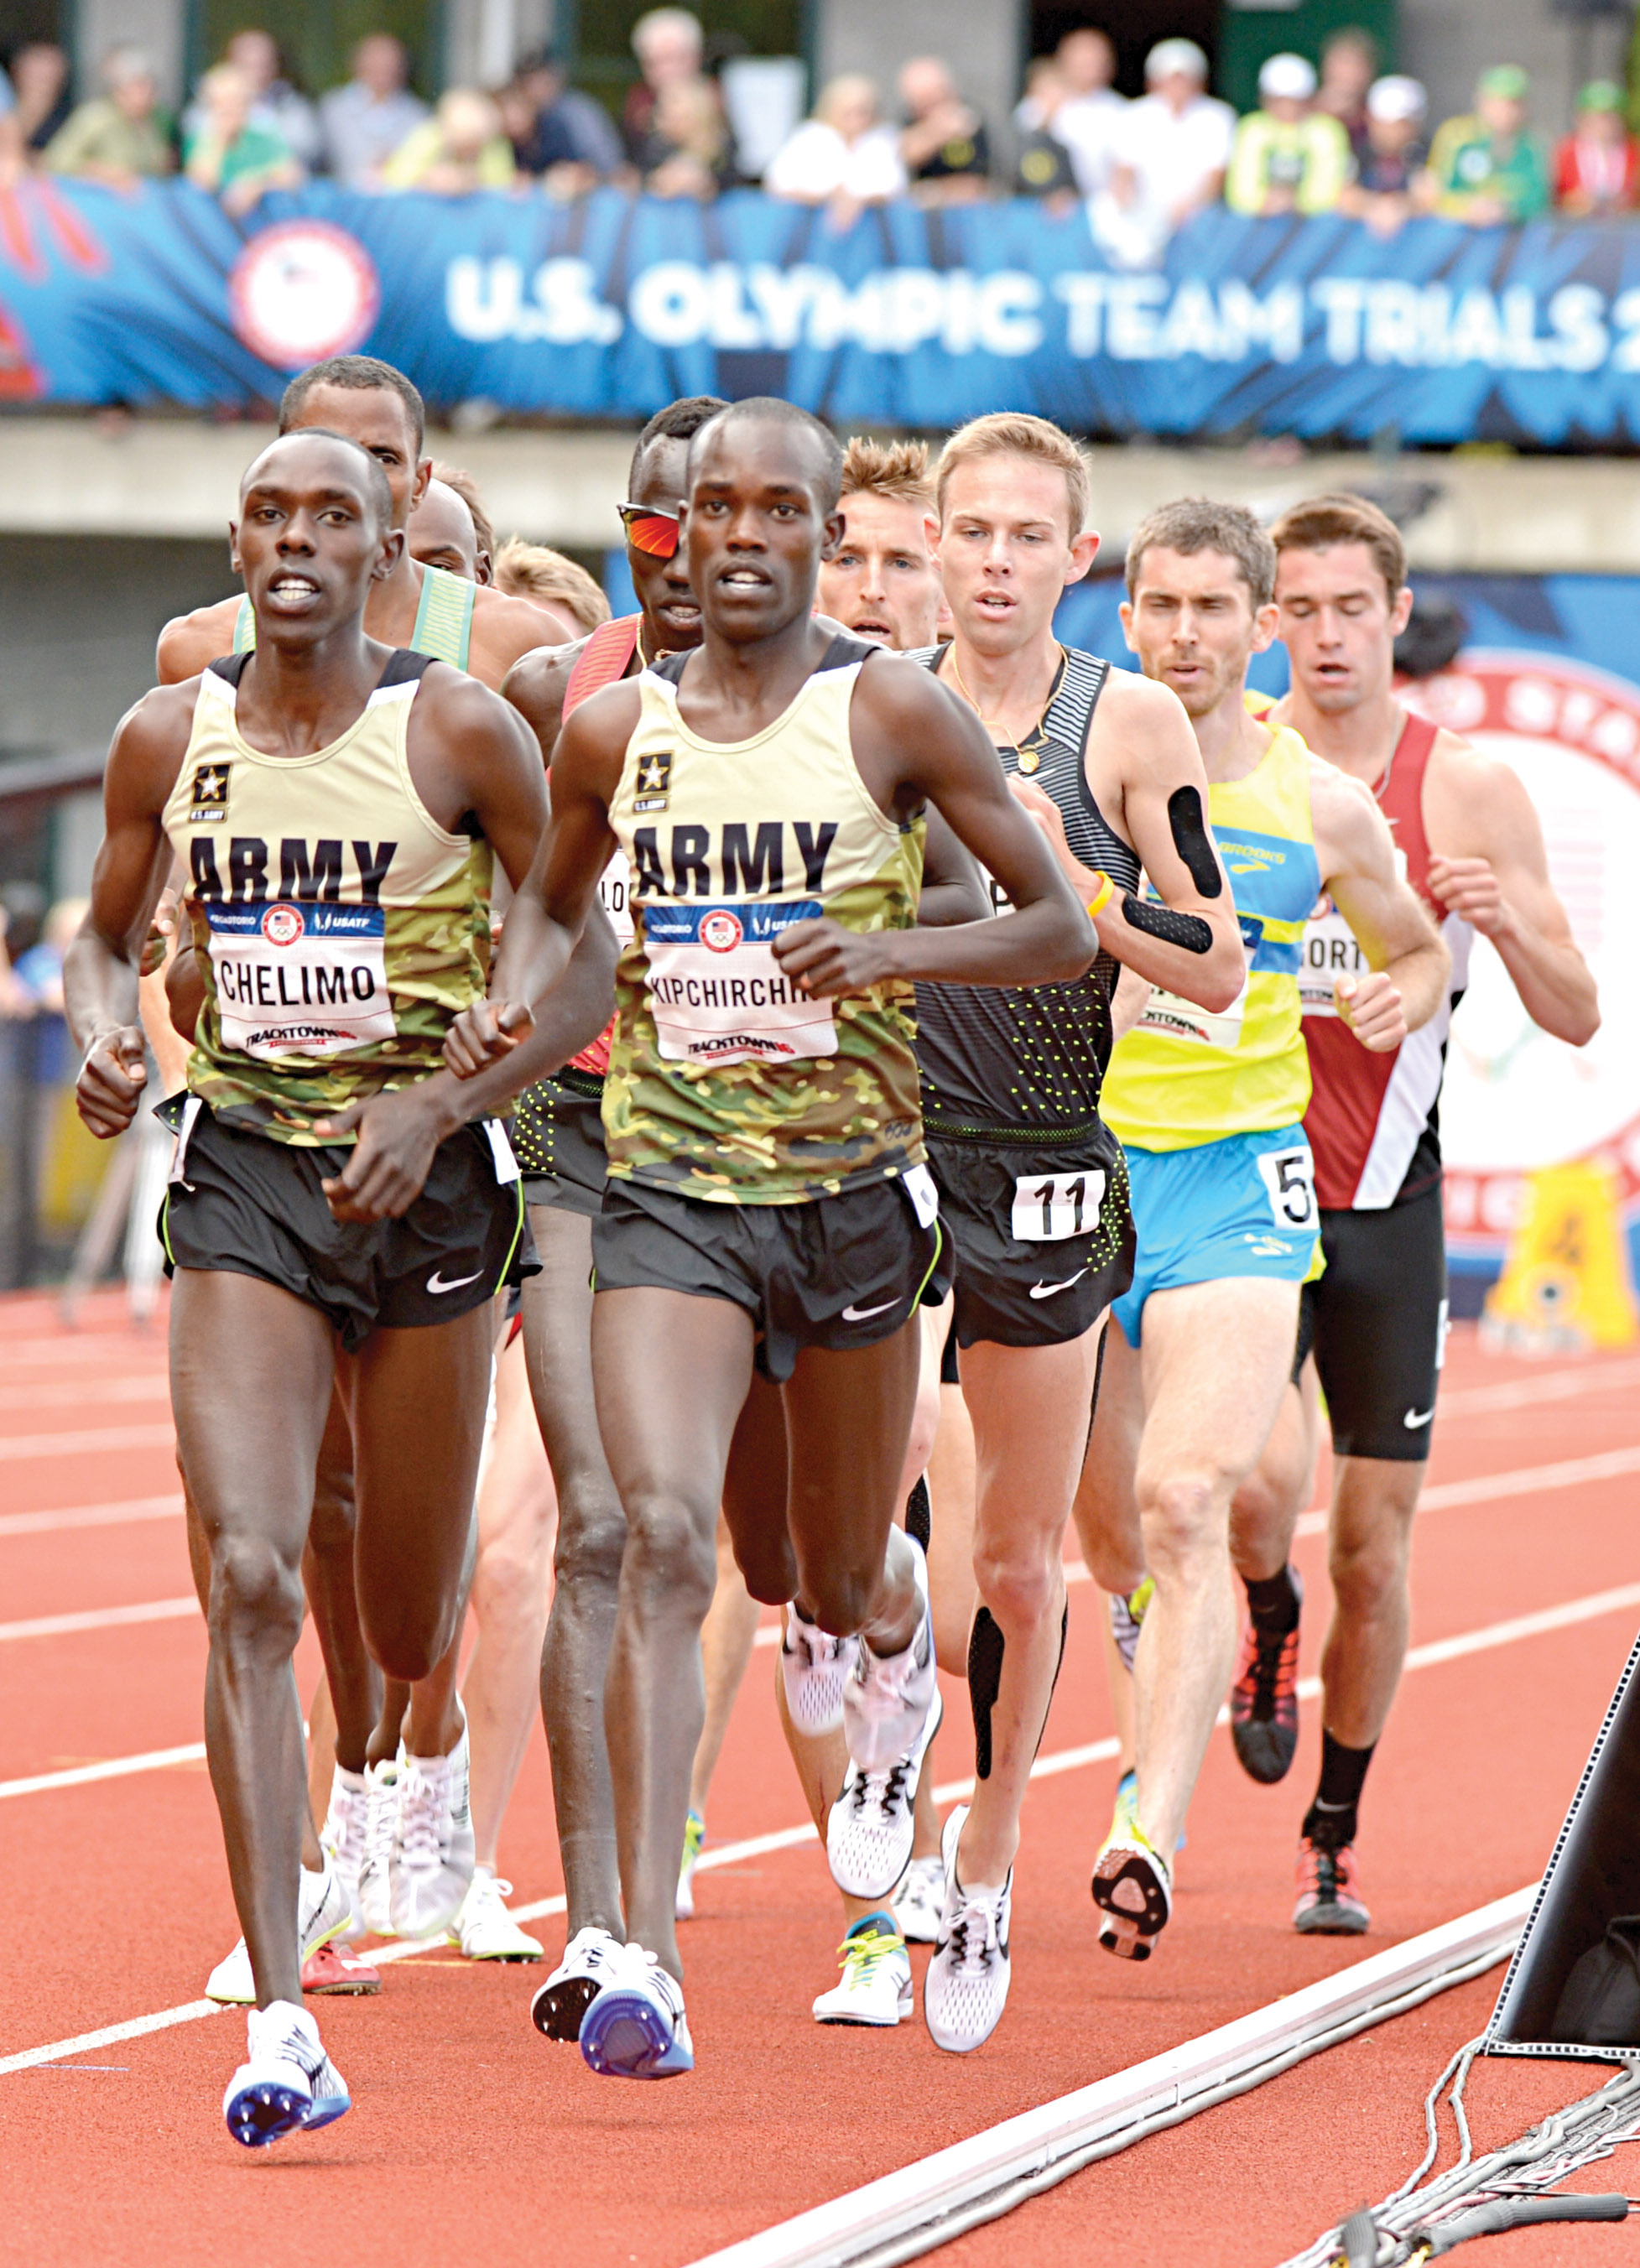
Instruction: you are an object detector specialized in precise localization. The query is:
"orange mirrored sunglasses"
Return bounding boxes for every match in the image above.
[618,503,681,559]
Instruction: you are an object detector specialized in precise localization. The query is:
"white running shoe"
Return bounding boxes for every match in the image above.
[579,1943,695,2079]
[389,1712,476,1939]
[450,1867,544,1960]
[319,1765,370,1945]
[222,1998,350,2147]
[828,1687,944,1901]
[843,1548,937,1773]
[355,1754,401,1938]
[812,1913,912,2026]
[206,1860,351,2005]
[781,1609,861,1737]
[893,1853,946,1945]
[924,1804,1013,2054]
[531,1925,624,2042]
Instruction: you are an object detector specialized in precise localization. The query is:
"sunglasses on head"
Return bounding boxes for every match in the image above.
[618,502,681,560]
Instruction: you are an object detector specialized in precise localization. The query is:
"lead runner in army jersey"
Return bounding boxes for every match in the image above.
[448,398,1096,2081]
[66,431,561,2148]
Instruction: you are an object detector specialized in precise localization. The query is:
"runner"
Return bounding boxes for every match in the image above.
[898,416,1247,2051]
[66,429,550,2144]
[445,396,1098,2080]
[158,354,564,686]
[1225,493,1598,1932]
[1071,496,1449,1964]
[487,394,735,2038]
[407,467,492,583]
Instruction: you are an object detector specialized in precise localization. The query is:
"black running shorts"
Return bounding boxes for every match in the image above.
[591,1168,951,1383]
[1300,1183,1448,1462]
[925,1131,1133,1351]
[511,1069,607,1219]
[158,1098,537,1352]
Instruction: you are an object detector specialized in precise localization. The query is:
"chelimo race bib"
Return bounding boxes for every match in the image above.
[206,899,393,1059]
[642,898,837,1066]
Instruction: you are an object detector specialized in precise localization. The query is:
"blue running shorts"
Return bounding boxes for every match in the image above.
[1110,1125,1320,1347]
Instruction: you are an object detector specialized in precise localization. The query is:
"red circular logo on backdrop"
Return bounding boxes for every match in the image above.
[229,221,380,371]
[1403,652,1640,1254]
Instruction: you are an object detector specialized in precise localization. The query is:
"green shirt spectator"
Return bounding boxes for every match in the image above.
[1429,65,1549,224]
[1226,54,1351,217]
[185,64,301,216]
[45,44,174,184]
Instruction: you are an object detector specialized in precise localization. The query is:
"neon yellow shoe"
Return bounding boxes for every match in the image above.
[1091,1809,1172,1962]
[675,1808,705,1921]
[1107,1579,1153,1673]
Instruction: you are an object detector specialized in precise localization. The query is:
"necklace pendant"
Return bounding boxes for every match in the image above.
[1017,746,1041,775]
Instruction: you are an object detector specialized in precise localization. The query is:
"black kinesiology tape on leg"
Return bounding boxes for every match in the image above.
[904,1473,931,1553]
[968,1608,1005,1780]
[1165,785,1222,897]
[1121,894,1213,954]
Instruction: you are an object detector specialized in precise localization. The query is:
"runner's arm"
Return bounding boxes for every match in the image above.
[1425,740,1598,1046]
[774,662,1092,993]
[64,693,190,1137]
[1315,762,1449,1053]
[1015,671,1244,1011]
[156,598,242,685]
[918,806,991,928]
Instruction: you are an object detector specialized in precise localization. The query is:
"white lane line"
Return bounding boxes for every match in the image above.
[0,1743,206,1803]
[0,1597,199,1645]
[3,1577,1630,2072]
[0,1494,183,1541]
[1436,1354,1640,1418]
[0,1376,167,1414]
[0,1423,175,1462]
[1294,1442,1640,1539]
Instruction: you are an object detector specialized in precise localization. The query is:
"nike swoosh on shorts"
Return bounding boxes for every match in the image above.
[1029,1267,1090,1300]
[1403,1406,1434,1428]
[428,1269,484,1295]
[841,1298,902,1322]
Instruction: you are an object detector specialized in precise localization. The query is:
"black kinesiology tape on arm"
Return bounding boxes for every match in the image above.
[1166,785,1222,896]
[1122,895,1214,955]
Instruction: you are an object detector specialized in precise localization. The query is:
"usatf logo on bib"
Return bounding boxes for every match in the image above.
[190,762,231,821]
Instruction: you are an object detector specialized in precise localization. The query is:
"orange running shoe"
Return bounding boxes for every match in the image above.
[302,1942,382,1995]
[1293,1836,1369,1935]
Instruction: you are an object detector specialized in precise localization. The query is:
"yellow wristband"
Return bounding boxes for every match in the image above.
[1086,871,1116,921]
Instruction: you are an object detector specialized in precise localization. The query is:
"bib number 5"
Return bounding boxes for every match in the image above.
[1256,1145,1316,1232]
[1012,1168,1106,1244]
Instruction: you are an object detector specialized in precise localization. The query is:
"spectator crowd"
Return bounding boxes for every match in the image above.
[3,11,1637,261]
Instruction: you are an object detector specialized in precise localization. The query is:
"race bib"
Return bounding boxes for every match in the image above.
[1299,897,1367,1017]
[599,850,635,947]
[1011,1167,1106,1243]
[206,900,393,1059]
[1256,1142,1317,1231]
[643,899,838,1067]
[1132,970,1248,1052]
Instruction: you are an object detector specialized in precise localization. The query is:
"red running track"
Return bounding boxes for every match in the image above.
[0,1287,1637,2267]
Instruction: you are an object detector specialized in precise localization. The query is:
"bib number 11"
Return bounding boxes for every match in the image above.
[1256,1145,1317,1231]
[1012,1168,1106,1243]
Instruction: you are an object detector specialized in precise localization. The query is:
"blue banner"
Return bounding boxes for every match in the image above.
[8,177,1640,443]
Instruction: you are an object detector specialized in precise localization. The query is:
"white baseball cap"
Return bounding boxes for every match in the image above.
[1259,52,1317,102]
[1145,39,1210,86]
[1367,74,1428,124]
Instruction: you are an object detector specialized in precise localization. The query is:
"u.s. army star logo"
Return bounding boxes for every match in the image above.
[189,762,231,821]
[634,750,672,814]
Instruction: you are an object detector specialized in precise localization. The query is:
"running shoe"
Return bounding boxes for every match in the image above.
[580,1944,695,2079]
[389,1712,476,1939]
[675,1807,705,1921]
[1293,1836,1370,1935]
[318,1764,371,1943]
[1110,1766,1187,1855]
[781,1609,861,1737]
[450,1867,544,1961]
[301,1943,381,1995]
[893,1853,946,1945]
[1091,1815,1173,1962]
[828,1688,944,1901]
[206,1860,351,2005]
[1230,1568,1304,1786]
[924,1804,1013,2055]
[1108,1578,1153,1674]
[222,1999,350,2147]
[355,1754,401,1938]
[842,1548,937,1773]
[812,1912,912,2026]
[532,1926,624,2043]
